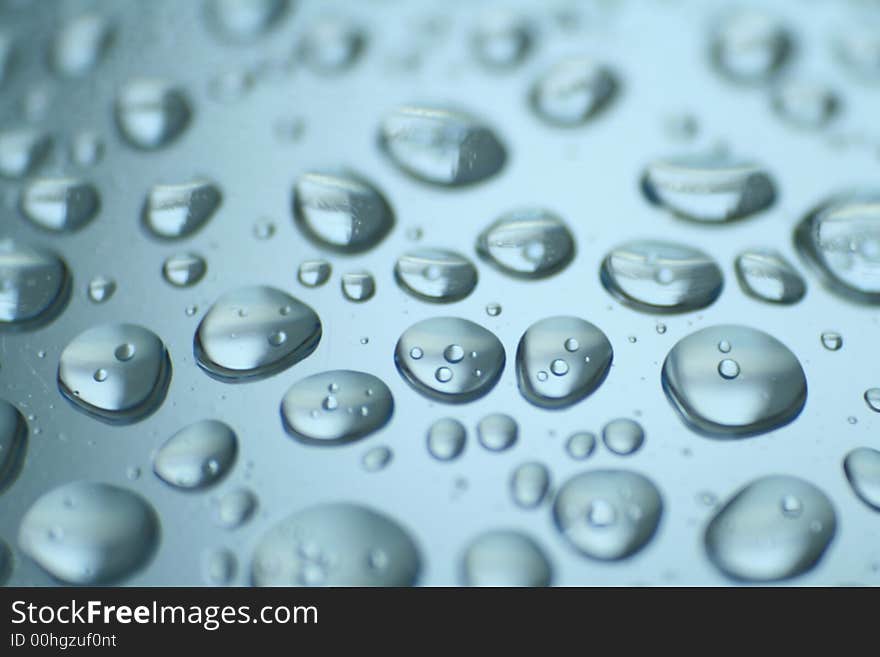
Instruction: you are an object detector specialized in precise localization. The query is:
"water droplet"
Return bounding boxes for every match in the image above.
[511,462,550,508]
[395,249,477,303]
[300,16,366,73]
[705,475,836,581]
[656,322,667,334]
[214,488,258,529]
[718,339,731,353]
[476,208,575,279]
[51,14,113,77]
[566,432,596,460]
[835,24,880,82]
[18,481,159,584]
[87,275,116,303]
[820,331,842,351]
[662,325,806,437]
[195,286,321,381]
[202,548,237,585]
[516,316,612,408]
[253,218,275,240]
[379,105,506,186]
[772,81,839,130]
[843,447,880,511]
[115,79,192,150]
[362,445,393,472]
[153,420,238,490]
[0,128,53,179]
[477,413,517,452]
[19,178,100,233]
[58,323,172,423]
[461,530,551,586]
[162,252,207,288]
[485,302,502,316]
[642,152,775,223]
[426,418,466,461]
[711,9,792,83]
[0,239,70,328]
[601,239,723,312]
[794,191,880,303]
[602,418,645,456]
[297,260,332,288]
[847,416,858,425]
[282,370,393,445]
[252,503,420,586]
[68,131,104,167]
[472,10,532,69]
[735,249,805,304]
[553,470,663,560]
[207,0,289,42]
[341,271,375,302]
[864,388,880,412]
[143,180,221,240]
[530,56,617,126]
[0,399,27,492]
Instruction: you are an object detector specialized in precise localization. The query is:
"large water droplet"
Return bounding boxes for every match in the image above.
[553,469,663,560]
[19,178,99,233]
[281,370,393,445]
[58,323,172,423]
[477,413,517,452]
[602,418,645,456]
[710,9,792,83]
[529,56,617,127]
[600,239,723,312]
[511,462,550,508]
[843,447,880,511]
[472,10,532,69]
[252,503,420,586]
[115,79,192,150]
[162,252,207,288]
[662,325,806,437]
[195,286,321,381]
[461,530,551,586]
[642,152,776,223]
[735,249,805,304]
[51,14,114,77]
[0,399,27,492]
[0,239,70,329]
[18,481,159,584]
[379,105,506,187]
[705,475,836,581]
[394,249,477,302]
[341,271,375,302]
[207,0,290,42]
[794,191,880,303]
[771,81,839,130]
[395,317,505,403]
[0,129,52,179]
[476,208,575,279]
[300,16,366,73]
[143,180,222,240]
[426,418,466,461]
[154,420,238,490]
[293,170,393,253]
[516,316,612,408]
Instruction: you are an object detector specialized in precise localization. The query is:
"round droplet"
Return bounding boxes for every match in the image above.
[362,446,393,472]
[297,259,332,287]
[705,475,836,581]
[395,317,505,403]
[293,170,393,253]
[115,79,192,150]
[794,191,880,303]
[461,531,551,587]
[426,418,466,461]
[485,302,502,316]
[642,152,776,223]
[0,129,53,179]
[379,105,506,187]
[153,420,238,490]
[0,239,70,328]
[252,503,420,586]
[566,432,596,460]
[553,469,663,560]
[252,218,275,240]
[0,399,27,492]
[711,9,792,83]
[602,418,645,456]
[300,16,366,73]
[511,462,550,508]
[51,14,114,77]
[843,447,880,511]
[516,316,612,409]
[58,323,172,424]
[142,180,221,240]
[735,249,805,304]
[394,249,477,303]
[341,271,375,302]
[18,482,159,584]
[282,370,393,445]
[476,208,575,279]
[206,0,289,42]
[663,324,806,437]
[771,81,839,129]
[472,10,532,69]
[477,413,517,452]
[820,331,842,351]
[213,488,258,529]
[195,286,321,381]
[162,252,207,288]
[19,178,100,233]
[202,548,237,585]
[601,239,723,313]
[530,56,617,126]
[864,388,880,413]
[87,275,116,303]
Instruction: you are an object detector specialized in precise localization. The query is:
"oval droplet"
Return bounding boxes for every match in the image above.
[341,271,375,302]
[529,56,617,127]
[142,180,222,240]
[771,81,839,130]
[710,9,792,83]
[0,399,27,492]
[843,447,880,511]
[476,208,575,279]
[207,0,290,42]
[510,462,550,508]
[162,252,207,288]
[394,248,478,303]
[19,178,100,233]
[213,487,258,529]
[362,445,393,472]
[602,418,645,456]
[202,548,237,585]
[426,418,466,461]
[300,16,366,73]
[51,13,114,78]
[472,10,532,69]
[735,248,806,304]
[0,239,70,329]
[115,79,192,150]
[566,431,597,460]
[820,331,843,351]
[0,129,53,179]
[461,530,551,586]
[477,413,518,452]
[86,275,116,304]
[153,420,238,490]
[297,259,332,288]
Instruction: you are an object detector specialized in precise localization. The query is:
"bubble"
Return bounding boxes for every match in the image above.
[281,370,393,445]
[142,180,221,240]
[362,446,393,472]
[516,316,612,408]
[115,79,192,150]
[566,432,597,460]
[461,531,551,586]
[87,275,116,304]
[602,418,645,456]
[820,331,842,351]
[734,249,806,304]
[0,239,70,328]
[19,177,100,233]
[300,16,366,73]
[530,56,617,126]
[162,252,207,288]
[252,503,420,586]
[51,13,113,78]
[771,81,840,130]
[195,286,321,381]
[293,170,393,253]
[477,413,517,452]
[705,475,836,581]
[18,482,159,584]
[213,488,258,529]
[0,399,27,492]
[426,418,466,461]
[477,208,575,279]
[153,420,238,490]
[662,325,806,437]
[510,462,550,508]
[394,249,478,303]
[0,128,53,179]
[472,10,532,69]
[710,9,792,83]
[206,0,290,42]
[379,105,506,186]
[297,260,332,288]
[341,271,375,302]
[843,447,880,511]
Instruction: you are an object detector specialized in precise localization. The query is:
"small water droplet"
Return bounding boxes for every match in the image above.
[510,462,550,509]
[20,178,100,233]
[843,447,880,511]
[162,252,207,288]
[426,418,466,461]
[602,418,645,456]
[711,9,792,83]
[530,56,617,126]
[735,249,806,304]
[362,445,393,472]
[297,260,332,288]
[87,275,116,303]
[341,271,375,302]
[477,208,575,279]
[143,180,221,240]
[477,413,517,452]
[821,331,843,351]
[115,79,191,150]
[565,431,596,460]
[395,249,477,303]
